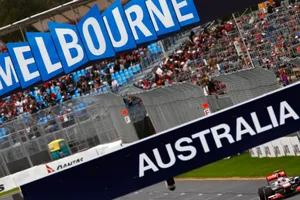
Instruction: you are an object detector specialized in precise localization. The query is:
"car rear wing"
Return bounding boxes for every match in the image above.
[266,170,287,181]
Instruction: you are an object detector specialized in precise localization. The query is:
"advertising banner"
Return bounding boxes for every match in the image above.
[262,142,276,158]
[0,176,19,196]
[250,137,300,158]
[256,145,266,158]
[290,136,300,156]
[44,148,99,175]
[280,137,294,156]
[271,139,285,157]
[20,81,300,200]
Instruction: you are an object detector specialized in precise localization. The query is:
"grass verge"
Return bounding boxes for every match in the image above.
[177,153,300,179]
[0,188,20,197]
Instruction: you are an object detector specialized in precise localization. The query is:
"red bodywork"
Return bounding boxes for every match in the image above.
[267,183,300,199]
[266,170,287,182]
[268,193,283,200]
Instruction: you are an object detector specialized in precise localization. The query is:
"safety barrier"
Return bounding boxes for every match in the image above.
[206,95,234,113]
[0,94,137,178]
[0,67,283,180]
[133,83,208,133]
[214,67,280,105]
[20,78,300,200]
[0,140,123,198]
[88,94,139,143]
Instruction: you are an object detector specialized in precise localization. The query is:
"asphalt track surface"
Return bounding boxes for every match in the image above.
[116,180,300,200]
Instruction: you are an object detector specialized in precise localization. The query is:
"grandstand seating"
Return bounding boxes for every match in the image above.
[1,0,300,143]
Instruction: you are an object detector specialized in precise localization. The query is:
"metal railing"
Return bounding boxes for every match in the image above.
[0,95,129,177]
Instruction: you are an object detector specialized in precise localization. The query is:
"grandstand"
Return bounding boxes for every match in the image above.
[0,0,185,178]
[0,0,300,185]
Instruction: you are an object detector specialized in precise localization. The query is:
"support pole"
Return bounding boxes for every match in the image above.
[39,19,45,32]
[71,6,78,23]
[19,26,26,42]
[232,13,255,68]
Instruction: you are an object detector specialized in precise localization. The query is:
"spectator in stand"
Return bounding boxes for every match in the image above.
[2,0,300,124]
[111,78,119,94]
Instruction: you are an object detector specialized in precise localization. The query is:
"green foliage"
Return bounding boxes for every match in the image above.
[178,153,300,178]
[0,0,71,42]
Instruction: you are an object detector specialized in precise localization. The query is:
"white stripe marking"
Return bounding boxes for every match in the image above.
[202,194,223,200]
[226,194,243,200]
[184,193,203,200]
[248,197,259,200]
[149,192,168,200]
[172,193,186,198]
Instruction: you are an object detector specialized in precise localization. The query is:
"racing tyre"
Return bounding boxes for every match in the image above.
[258,187,265,200]
[263,187,275,200]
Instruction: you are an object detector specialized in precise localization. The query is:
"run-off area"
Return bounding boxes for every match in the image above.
[115,180,300,200]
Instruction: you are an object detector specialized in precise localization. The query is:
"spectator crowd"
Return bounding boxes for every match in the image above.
[134,0,300,94]
[0,45,162,123]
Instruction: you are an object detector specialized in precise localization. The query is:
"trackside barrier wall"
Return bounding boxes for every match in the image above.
[134,83,207,133]
[84,94,139,143]
[206,95,234,113]
[0,140,123,198]
[215,67,280,105]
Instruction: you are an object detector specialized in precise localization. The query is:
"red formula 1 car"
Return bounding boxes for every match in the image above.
[258,170,300,200]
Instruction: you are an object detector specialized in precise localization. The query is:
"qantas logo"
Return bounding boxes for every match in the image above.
[46,158,84,174]
[46,165,55,173]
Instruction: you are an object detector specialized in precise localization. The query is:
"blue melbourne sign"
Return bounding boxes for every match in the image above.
[0,0,200,97]
[21,82,300,200]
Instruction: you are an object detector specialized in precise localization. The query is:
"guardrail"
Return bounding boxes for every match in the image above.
[0,94,138,178]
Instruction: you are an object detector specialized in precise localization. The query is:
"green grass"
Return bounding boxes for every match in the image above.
[0,188,20,197]
[178,153,300,178]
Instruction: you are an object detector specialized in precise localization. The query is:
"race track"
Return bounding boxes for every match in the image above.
[116,180,300,200]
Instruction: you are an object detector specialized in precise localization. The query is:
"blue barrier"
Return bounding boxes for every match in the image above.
[21,82,300,200]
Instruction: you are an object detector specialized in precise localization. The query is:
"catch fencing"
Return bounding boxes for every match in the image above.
[129,67,279,133]
[0,66,287,179]
[0,93,137,178]
[206,95,234,113]
[214,67,280,105]
[133,83,208,133]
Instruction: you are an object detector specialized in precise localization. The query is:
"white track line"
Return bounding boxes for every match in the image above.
[248,197,259,200]
[184,193,203,200]
[148,192,168,200]
[171,192,186,198]
[226,194,243,200]
[202,194,223,200]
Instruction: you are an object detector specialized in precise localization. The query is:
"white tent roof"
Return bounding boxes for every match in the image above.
[0,0,129,37]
